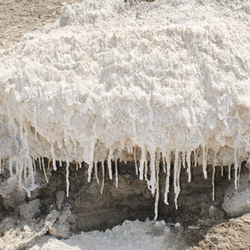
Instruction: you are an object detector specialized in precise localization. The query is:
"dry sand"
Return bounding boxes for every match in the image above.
[0,0,83,49]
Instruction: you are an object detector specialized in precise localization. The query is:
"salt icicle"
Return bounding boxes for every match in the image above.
[42,158,49,183]
[0,159,2,174]
[221,166,223,176]
[108,149,113,179]
[94,160,99,184]
[115,159,118,188]
[9,157,13,176]
[51,144,57,171]
[76,162,79,171]
[88,162,94,182]
[154,150,160,220]
[182,152,186,168]
[2,159,4,173]
[24,158,27,183]
[32,158,36,174]
[164,150,171,205]
[18,159,22,188]
[134,146,138,175]
[234,148,238,189]
[101,161,105,194]
[202,145,207,179]
[212,165,215,201]
[187,150,191,182]
[66,160,70,197]
[139,145,146,180]
[194,149,197,167]
[228,165,231,180]
[174,150,180,210]
[144,158,148,181]
[162,151,166,173]
[38,158,41,170]
[149,150,156,194]
[28,157,34,187]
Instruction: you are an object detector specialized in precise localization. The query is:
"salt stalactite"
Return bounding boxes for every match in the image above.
[23,158,27,184]
[194,149,197,167]
[154,150,160,220]
[42,157,49,184]
[60,161,63,167]
[28,157,35,188]
[202,145,207,179]
[234,148,239,189]
[66,160,70,197]
[186,150,191,182]
[108,149,113,180]
[38,158,41,170]
[221,166,223,176]
[139,145,146,180]
[134,146,138,175]
[9,157,13,176]
[0,159,2,174]
[144,158,148,181]
[149,150,156,194]
[174,150,181,210]
[162,151,166,173]
[182,152,186,168]
[32,158,36,174]
[94,160,99,184]
[115,159,118,188]
[228,165,231,180]
[51,144,57,171]
[212,165,215,201]
[88,162,94,182]
[2,159,4,174]
[101,161,105,194]
[76,162,79,171]
[18,159,22,188]
[164,150,171,205]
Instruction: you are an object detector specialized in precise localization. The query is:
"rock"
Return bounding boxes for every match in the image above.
[222,168,250,217]
[56,191,65,210]
[18,199,40,220]
[48,209,72,238]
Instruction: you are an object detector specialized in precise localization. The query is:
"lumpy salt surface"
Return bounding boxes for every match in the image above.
[0,0,250,215]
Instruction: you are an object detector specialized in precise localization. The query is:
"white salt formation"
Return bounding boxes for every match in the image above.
[0,0,250,218]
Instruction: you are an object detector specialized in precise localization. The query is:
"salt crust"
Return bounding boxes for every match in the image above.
[0,0,250,216]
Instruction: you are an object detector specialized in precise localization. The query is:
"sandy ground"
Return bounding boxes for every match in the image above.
[0,0,83,49]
